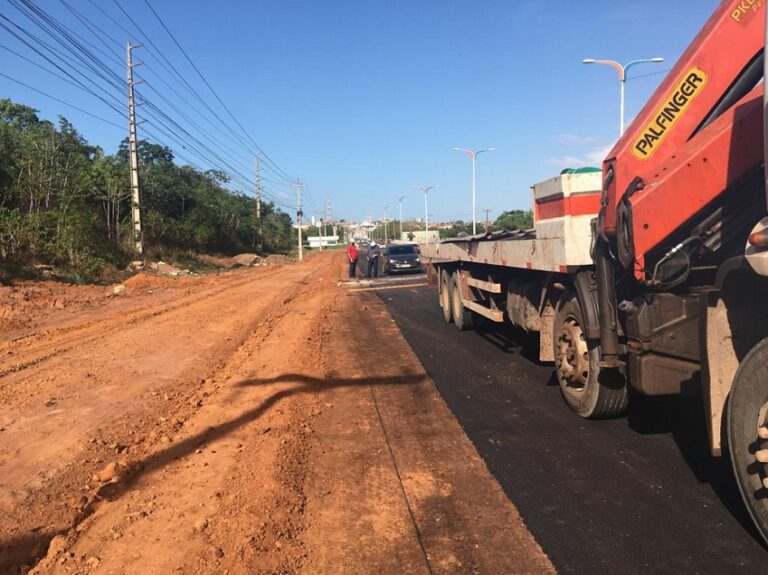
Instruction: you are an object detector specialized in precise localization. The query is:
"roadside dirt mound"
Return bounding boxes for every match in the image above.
[232,253,262,266]
[197,254,237,268]
[0,280,108,332]
[266,254,290,265]
[121,272,175,291]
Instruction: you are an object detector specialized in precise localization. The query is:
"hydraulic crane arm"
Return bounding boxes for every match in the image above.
[601,0,765,261]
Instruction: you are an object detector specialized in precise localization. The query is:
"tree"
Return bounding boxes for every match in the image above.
[0,98,297,280]
[0,99,40,129]
[493,210,533,231]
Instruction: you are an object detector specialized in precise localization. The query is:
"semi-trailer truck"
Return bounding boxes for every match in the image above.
[420,0,768,543]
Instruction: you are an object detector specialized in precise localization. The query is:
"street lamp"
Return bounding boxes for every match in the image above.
[453,147,495,235]
[395,195,406,241]
[413,185,438,245]
[582,57,664,136]
[383,205,390,244]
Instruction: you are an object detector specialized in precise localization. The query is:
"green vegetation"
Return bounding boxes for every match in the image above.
[492,209,533,231]
[0,99,295,281]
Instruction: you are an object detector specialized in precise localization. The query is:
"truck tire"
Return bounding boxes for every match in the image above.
[728,337,768,545]
[440,269,453,323]
[553,292,627,419]
[451,271,474,331]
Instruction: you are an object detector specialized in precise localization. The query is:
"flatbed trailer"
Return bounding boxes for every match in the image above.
[421,0,768,544]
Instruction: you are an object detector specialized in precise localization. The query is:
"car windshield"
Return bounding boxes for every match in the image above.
[388,245,416,255]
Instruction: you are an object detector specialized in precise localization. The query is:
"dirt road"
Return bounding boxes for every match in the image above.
[1,252,552,574]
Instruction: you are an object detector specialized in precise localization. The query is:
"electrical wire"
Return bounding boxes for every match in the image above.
[0,16,125,116]
[2,0,302,210]
[0,71,124,129]
[141,0,296,185]
[103,0,292,187]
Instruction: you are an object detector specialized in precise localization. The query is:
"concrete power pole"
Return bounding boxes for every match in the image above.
[325,198,333,242]
[294,179,304,261]
[126,42,143,255]
[483,208,492,232]
[255,153,262,251]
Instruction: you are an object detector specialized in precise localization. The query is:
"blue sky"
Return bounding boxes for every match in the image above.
[1,0,720,223]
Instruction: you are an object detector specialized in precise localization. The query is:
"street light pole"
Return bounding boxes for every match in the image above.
[413,185,438,245]
[453,147,495,235]
[582,57,664,136]
[383,205,390,244]
[395,195,405,241]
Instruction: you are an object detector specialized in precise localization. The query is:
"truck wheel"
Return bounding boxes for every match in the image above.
[451,271,474,331]
[553,292,627,419]
[440,269,453,323]
[728,337,768,545]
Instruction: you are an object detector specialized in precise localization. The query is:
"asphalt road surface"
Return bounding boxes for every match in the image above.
[377,280,766,574]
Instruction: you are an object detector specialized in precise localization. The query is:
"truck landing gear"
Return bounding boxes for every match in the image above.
[728,337,768,545]
[553,292,628,419]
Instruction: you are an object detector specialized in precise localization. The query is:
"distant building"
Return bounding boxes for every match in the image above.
[307,235,339,248]
[401,230,440,244]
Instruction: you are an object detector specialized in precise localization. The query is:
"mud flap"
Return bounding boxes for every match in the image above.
[701,293,739,456]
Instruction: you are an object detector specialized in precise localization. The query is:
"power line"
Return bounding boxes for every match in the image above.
[0,71,124,129]
[142,0,296,185]
[2,0,301,210]
[103,0,295,187]
[111,0,257,157]
[57,0,124,65]
[10,0,125,91]
[0,15,125,116]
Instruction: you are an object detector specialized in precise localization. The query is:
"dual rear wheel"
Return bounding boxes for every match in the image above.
[436,270,627,419]
[438,269,474,331]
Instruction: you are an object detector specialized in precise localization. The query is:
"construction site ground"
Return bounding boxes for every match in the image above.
[0,251,553,575]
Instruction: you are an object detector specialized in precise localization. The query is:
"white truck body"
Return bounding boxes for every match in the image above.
[421,170,601,271]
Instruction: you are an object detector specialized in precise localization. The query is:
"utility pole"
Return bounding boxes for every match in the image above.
[294,179,304,261]
[383,205,390,244]
[483,208,492,232]
[319,217,324,251]
[413,185,438,245]
[127,42,143,255]
[255,153,262,251]
[395,195,405,241]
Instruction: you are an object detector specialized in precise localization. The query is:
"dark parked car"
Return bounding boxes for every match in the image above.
[382,243,423,274]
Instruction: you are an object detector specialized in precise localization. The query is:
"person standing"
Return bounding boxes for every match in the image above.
[367,242,381,278]
[346,240,358,279]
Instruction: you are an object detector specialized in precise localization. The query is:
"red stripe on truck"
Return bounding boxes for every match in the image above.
[535,193,601,221]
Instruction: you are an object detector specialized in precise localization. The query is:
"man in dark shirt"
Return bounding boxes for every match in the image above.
[366,242,381,278]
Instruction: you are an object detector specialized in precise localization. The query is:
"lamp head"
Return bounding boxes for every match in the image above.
[651,57,664,62]
[582,58,596,64]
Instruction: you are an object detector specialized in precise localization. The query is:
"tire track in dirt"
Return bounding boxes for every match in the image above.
[24,255,340,574]
[0,256,329,574]
[0,267,286,381]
